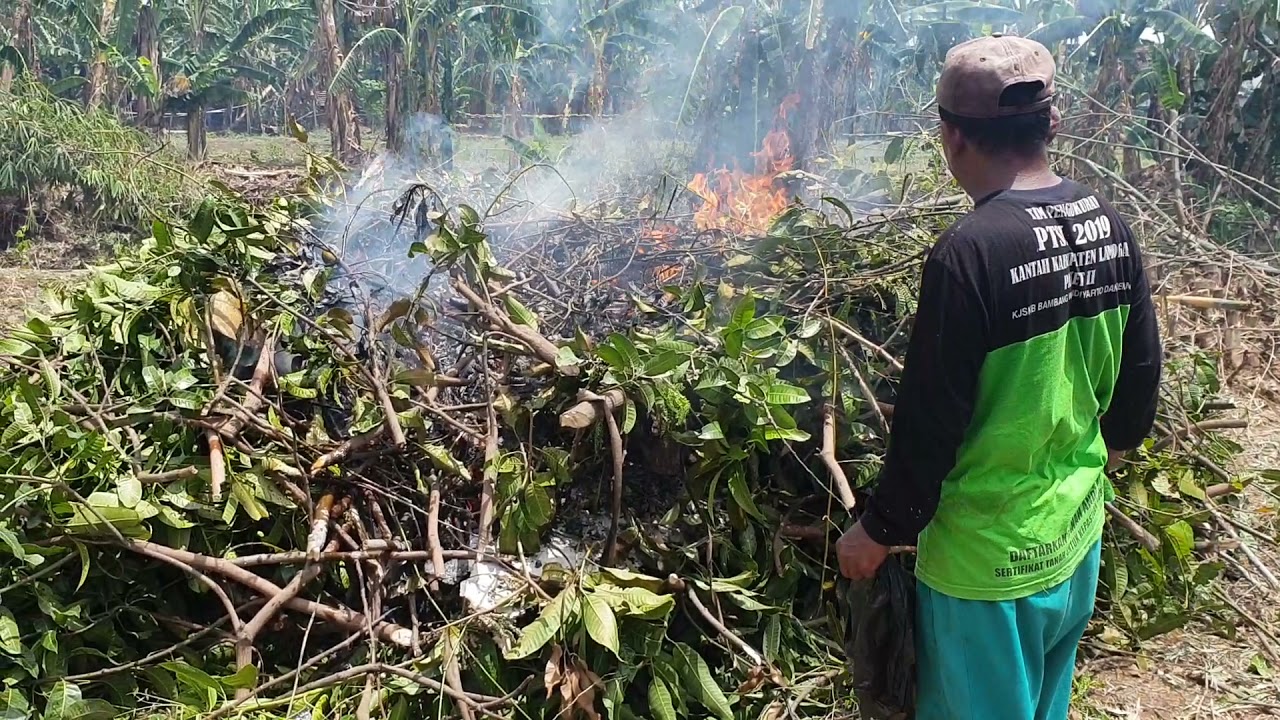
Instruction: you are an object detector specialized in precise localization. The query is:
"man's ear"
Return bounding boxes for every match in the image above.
[940,121,964,155]
[1047,106,1062,143]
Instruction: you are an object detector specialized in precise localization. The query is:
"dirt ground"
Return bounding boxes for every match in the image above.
[1073,398,1280,719]
[0,267,87,330]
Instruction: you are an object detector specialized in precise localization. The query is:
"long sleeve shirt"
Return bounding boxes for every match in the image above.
[859,179,1161,601]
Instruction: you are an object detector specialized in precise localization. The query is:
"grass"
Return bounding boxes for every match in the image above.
[165,128,562,176]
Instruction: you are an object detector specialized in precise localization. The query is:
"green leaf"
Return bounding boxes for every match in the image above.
[503,296,539,332]
[0,688,30,720]
[0,527,24,560]
[583,594,621,657]
[64,504,148,538]
[607,334,643,374]
[189,201,216,243]
[117,477,143,509]
[766,382,810,406]
[673,643,734,720]
[698,422,725,441]
[1165,521,1194,560]
[1176,470,1206,501]
[74,543,90,592]
[643,351,686,378]
[590,585,674,620]
[884,137,905,164]
[648,677,678,720]
[763,615,782,661]
[728,469,765,522]
[744,317,784,340]
[507,587,578,659]
[219,665,259,690]
[41,683,81,720]
[555,346,582,370]
[40,682,112,720]
[0,608,21,655]
[596,567,666,593]
[622,397,637,434]
[424,444,469,479]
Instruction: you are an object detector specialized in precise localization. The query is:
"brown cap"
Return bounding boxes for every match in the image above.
[936,35,1055,119]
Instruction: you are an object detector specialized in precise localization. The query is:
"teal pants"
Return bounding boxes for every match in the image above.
[915,540,1101,720]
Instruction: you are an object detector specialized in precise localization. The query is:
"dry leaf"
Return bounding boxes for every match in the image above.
[209,289,244,339]
[559,669,577,715]
[571,658,605,720]
[544,644,564,699]
[736,666,767,694]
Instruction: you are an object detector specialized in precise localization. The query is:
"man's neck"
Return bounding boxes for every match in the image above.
[961,154,1059,201]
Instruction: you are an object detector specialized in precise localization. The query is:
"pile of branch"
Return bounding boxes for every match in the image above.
[0,185,1264,719]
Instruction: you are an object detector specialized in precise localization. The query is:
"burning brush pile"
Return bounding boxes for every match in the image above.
[0,149,1260,719]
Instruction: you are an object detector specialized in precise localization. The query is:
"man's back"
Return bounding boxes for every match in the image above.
[838,35,1163,720]
[859,178,1161,601]
[911,179,1159,600]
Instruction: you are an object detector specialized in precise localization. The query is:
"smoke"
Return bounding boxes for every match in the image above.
[317,0,890,293]
[318,3,712,292]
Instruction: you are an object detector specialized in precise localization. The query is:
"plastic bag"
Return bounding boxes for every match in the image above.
[839,552,917,720]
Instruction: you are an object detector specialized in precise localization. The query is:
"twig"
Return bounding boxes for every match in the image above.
[1151,418,1249,453]
[683,582,773,674]
[228,548,473,568]
[130,541,248,673]
[443,630,476,720]
[61,618,232,683]
[1160,294,1253,311]
[559,389,626,429]
[478,401,499,551]
[820,404,857,512]
[453,278,577,375]
[580,390,626,566]
[1205,501,1280,590]
[827,317,904,373]
[206,430,226,501]
[1105,502,1160,553]
[136,465,200,484]
[307,493,336,557]
[1214,589,1280,664]
[428,485,446,594]
[372,379,406,450]
[204,627,373,720]
[120,540,418,648]
[0,553,77,596]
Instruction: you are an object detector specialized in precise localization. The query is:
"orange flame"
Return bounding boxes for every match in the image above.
[688,94,800,234]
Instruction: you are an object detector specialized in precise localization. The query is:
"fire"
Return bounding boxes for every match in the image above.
[638,222,685,283]
[688,94,800,234]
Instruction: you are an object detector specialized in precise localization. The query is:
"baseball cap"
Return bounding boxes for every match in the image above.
[936,34,1055,119]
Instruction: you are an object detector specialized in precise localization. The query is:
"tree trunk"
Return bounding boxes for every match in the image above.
[187,103,207,161]
[587,34,608,118]
[2,0,37,92]
[382,6,404,152]
[1200,7,1262,171]
[439,0,458,169]
[86,0,119,111]
[135,2,162,128]
[315,0,362,163]
[1244,60,1278,184]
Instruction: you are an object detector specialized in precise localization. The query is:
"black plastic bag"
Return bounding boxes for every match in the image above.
[839,552,917,720]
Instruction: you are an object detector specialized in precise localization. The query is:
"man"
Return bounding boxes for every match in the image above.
[835,35,1161,720]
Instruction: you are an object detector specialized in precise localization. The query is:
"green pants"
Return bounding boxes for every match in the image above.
[915,539,1101,720]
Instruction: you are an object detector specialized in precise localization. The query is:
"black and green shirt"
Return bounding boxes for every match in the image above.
[861,179,1161,601]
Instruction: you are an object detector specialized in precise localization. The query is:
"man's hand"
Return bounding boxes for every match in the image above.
[835,521,890,581]
[1107,447,1126,472]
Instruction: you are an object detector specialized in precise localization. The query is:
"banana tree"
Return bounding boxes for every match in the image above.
[164,5,304,159]
[1028,0,1217,172]
[0,0,39,92]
